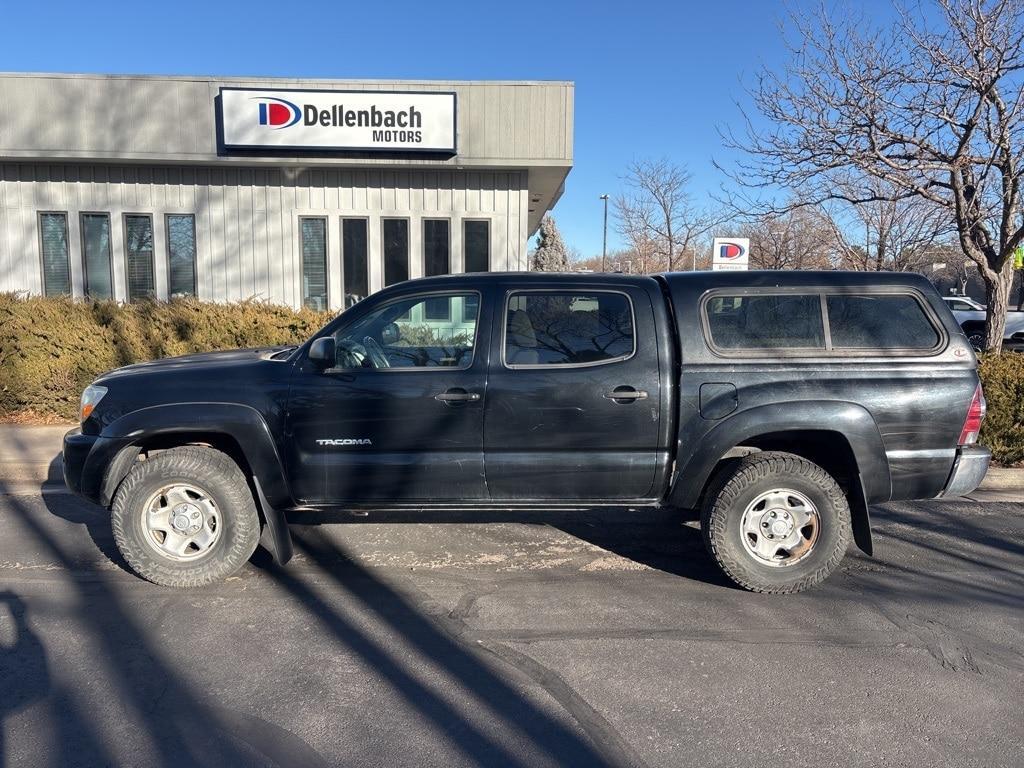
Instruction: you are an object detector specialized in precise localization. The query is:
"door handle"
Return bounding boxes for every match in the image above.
[435,390,481,402]
[603,387,648,402]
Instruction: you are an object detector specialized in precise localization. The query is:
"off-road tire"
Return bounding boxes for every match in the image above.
[111,446,260,588]
[961,323,986,351]
[701,451,851,594]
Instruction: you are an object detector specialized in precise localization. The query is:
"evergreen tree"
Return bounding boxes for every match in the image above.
[530,216,571,271]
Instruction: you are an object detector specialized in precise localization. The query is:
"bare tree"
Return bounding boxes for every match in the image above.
[722,0,1024,351]
[615,158,724,271]
[931,244,980,294]
[740,208,845,270]
[828,181,951,271]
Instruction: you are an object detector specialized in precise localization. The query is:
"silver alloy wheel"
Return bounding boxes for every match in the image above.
[141,483,222,561]
[739,488,820,567]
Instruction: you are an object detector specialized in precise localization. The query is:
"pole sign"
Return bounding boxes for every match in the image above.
[219,88,457,153]
[1014,245,1024,270]
[711,238,750,271]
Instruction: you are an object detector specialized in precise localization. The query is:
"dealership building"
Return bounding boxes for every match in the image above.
[0,72,573,310]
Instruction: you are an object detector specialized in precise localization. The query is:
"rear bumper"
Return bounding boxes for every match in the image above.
[936,446,991,498]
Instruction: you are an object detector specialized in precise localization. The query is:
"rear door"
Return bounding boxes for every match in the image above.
[483,280,663,500]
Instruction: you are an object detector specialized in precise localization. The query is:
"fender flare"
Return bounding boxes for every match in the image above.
[668,400,890,554]
[98,403,293,563]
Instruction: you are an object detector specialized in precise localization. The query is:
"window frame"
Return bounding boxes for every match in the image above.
[165,213,198,298]
[298,215,329,311]
[122,212,156,303]
[326,289,483,374]
[699,285,948,359]
[463,218,491,274]
[501,288,638,371]
[37,211,71,297]
[79,211,114,300]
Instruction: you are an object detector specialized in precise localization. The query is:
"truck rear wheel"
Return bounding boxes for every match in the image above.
[701,451,851,594]
[111,446,261,588]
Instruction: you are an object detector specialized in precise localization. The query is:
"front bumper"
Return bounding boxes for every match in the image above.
[63,428,135,506]
[62,427,94,496]
[936,446,991,498]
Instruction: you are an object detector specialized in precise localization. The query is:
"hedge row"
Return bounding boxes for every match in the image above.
[1,294,1021,464]
[978,352,1024,465]
[0,294,331,420]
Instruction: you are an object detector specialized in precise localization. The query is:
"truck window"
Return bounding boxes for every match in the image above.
[827,294,940,350]
[504,291,634,367]
[705,294,825,351]
[332,293,479,370]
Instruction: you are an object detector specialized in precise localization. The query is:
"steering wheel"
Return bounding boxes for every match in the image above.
[336,339,368,369]
[362,336,391,369]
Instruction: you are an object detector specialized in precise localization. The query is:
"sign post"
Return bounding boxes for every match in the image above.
[711,238,750,271]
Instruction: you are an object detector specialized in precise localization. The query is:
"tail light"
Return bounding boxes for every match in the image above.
[958,384,986,445]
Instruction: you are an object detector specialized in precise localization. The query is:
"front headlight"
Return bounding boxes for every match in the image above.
[79,385,107,422]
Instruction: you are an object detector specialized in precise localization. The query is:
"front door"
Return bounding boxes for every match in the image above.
[484,282,663,500]
[285,290,488,503]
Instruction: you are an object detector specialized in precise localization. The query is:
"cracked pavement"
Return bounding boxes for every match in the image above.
[0,486,1021,767]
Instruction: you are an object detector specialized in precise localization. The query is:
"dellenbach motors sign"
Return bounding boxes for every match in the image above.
[219,88,457,153]
[711,238,750,271]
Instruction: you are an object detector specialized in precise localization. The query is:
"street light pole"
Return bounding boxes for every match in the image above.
[600,194,609,272]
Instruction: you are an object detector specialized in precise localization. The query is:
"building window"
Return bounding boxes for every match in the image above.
[424,296,451,322]
[423,219,450,277]
[383,218,409,286]
[342,218,369,308]
[464,220,490,273]
[38,213,71,296]
[80,213,113,300]
[300,217,328,311]
[124,214,155,302]
[166,214,197,298]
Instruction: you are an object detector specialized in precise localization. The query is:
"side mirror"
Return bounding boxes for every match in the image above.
[381,322,400,346]
[308,337,336,368]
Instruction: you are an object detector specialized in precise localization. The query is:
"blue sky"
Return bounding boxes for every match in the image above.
[0,0,893,256]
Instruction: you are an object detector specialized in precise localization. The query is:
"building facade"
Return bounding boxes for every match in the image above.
[0,73,573,310]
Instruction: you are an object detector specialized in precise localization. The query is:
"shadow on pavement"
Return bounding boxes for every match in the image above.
[28,484,650,766]
[4,481,330,768]
[292,504,735,588]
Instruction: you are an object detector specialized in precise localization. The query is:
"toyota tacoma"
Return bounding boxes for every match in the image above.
[63,271,990,593]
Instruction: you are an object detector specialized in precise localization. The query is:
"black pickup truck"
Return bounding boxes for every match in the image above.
[63,271,990,593]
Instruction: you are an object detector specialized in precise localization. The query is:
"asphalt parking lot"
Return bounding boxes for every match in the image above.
[0,483,1021,768]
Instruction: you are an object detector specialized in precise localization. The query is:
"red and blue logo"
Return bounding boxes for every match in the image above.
[719,242,746,260]
[255,97,301,129]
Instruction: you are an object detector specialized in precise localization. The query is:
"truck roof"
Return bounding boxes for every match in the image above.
[404,270,938,290]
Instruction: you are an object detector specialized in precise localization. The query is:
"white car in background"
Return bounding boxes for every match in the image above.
[942,296,1024,350]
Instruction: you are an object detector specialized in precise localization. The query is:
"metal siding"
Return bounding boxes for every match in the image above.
[0,74,572,165]
[0,162,529,308]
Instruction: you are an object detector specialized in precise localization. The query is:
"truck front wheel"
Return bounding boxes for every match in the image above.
[111,446,261,587]
[701,452,851,594]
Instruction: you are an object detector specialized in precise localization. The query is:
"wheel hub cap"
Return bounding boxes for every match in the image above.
[740,489,820,568]
[142,484,221,562]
